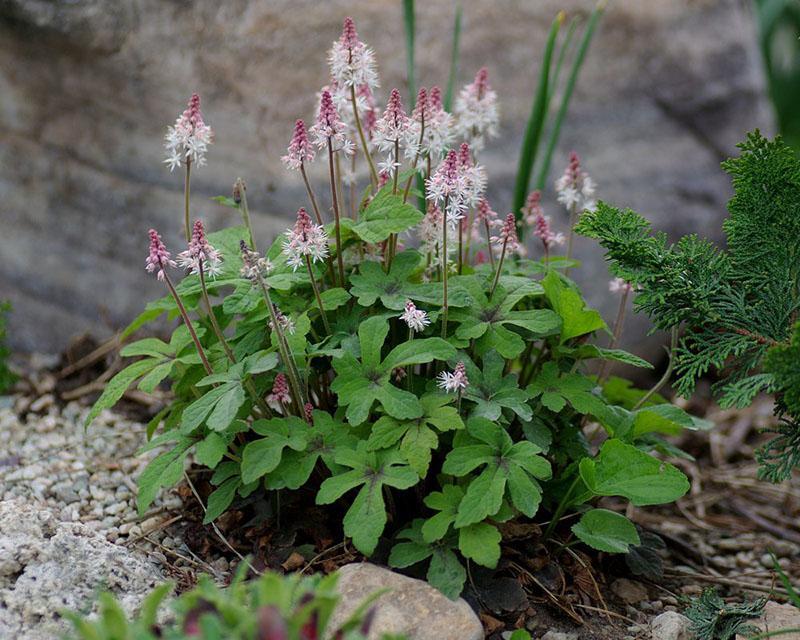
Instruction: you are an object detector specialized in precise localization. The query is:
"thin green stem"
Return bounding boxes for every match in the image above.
[441,197,450,339]
[305,255,331,335]
[489,237,509,300]
[199,266,270,415]
[597,287,630,384]
[183,159,192,242]
[543,475,580,541]
[393,138,400,195]
[403,117,425,203]
[162,270,212,375]
[484,219,495,268]
[199,268,236,364]
[350,84,379,187]
[327,139,346,287]
[236,179,257,251]
[255,275,305,415]
[633,326,679,410]
[300,164,324,226]
[565,202,578,274]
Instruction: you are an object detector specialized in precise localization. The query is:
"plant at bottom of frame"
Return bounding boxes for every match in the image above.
[63,569,404,640]
[86,14,704,600]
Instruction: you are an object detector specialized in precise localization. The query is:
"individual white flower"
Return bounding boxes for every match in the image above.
[453,68,499,152]
[239,241,273,282]
[164,93,213,171]
[281,119,315,171]
[555,152,597,214]
[609,278,633,294]
[399,300,430,333]
[177,220,223,277]
[327,17,380,90]
[282,208,330,271]
[437,361,469,393]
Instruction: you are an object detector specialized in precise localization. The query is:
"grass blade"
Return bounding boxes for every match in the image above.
[444,3,463,111]
[549,17,580,106]
[403,0,416,99]
[534,1,606,191]
[512,11,564,217]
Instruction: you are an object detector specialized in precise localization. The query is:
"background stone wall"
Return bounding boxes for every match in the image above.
[0,0,773,355]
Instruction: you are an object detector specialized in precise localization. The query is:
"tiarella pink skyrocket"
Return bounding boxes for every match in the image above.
[145,229,176,281]
[609,277,633,294]
[267,373,292,411]
[418,204,453,271]
[457,142,487,208]
[310,90,351,153]
[328,17,379,90]
[555,152,596,211]
[282,208,330,271]
[438,361,469,393]
[281,119,315,171]
[177,220,223,277]
[423,86,454,157]
[526,191,565,250]
[427,150,468,227]
[399,300,431,333]
[269,306,296,336]
[472,197,501,241]
[492,213,521,255]
[239,241,273,281]
[454,68,499,152]
[164,93,214,171]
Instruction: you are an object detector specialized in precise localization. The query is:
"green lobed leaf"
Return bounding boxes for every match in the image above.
[572,508,641,553]
[85,359,162,428]
[579,439,690,506]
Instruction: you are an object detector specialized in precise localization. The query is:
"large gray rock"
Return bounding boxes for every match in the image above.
[0,499,165,639]
[0,0,772,354]
[329,563,483,640]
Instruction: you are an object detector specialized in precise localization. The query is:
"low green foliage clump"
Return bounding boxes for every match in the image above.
[577,131,800,482]
[0,301,16,394]
[87,15,703,599]
[64,570,401,640]
[684,588,766,640]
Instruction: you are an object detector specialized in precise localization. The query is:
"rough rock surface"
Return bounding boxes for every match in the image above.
[738,602,800,640]
[0,0,772,354]
[650,611,693,640]
[0,499,165,640]
[328,562,483,640]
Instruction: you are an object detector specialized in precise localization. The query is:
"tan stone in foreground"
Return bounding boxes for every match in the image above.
[329,562,483,640]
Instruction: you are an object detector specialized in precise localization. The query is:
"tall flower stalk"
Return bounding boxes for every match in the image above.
[178,220,234,361]
[240,242,305,416]
[164,94,213,242]
[555,152,595,267]
[283,208,331,335]
[233,178,257,251]
[329,17,380,187]
[311,90,348,286]
[490,214,519,299]
[146,229,212,375]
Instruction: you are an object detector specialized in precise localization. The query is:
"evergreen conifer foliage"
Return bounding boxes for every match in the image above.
[576,131,800,481]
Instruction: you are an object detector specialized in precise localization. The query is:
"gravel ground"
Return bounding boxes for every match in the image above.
[0,392,183,551]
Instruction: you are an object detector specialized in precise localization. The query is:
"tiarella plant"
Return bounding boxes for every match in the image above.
[65,569,402,640]
[577,131,800,483]
[88,17,704,598]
